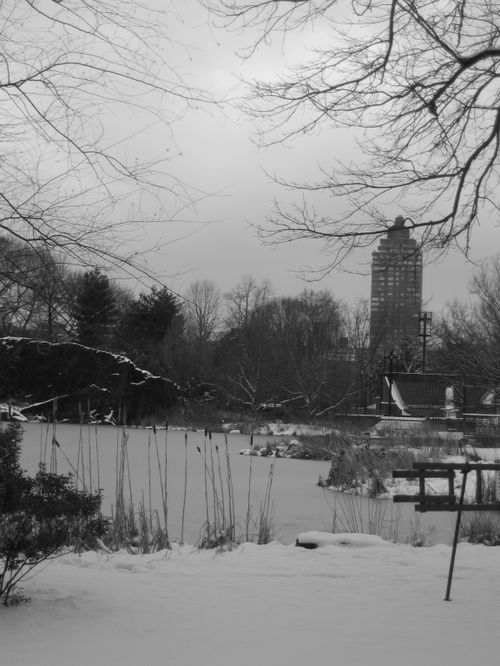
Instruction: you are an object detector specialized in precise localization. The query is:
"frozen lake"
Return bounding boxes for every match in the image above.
[17,422,456,545]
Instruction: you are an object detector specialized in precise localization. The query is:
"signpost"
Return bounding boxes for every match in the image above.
[393,461,500,600]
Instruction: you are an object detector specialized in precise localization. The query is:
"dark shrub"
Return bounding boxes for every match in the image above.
[0,423,105,606]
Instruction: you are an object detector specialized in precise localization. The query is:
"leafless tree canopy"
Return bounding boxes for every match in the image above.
[208,0,500,272]
[435,256,500,382]
[1,1,203,274]
[184,280,222,342]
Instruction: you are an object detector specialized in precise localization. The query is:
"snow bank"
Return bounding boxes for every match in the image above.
[1,537,500,666]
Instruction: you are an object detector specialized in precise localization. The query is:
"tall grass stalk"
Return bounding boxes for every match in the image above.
[196,438,226,548]
[203,428,211,539]
[163,422,169,545]
[77,411,86,491]
[125,431,134,509]
[109,427,171,553]
[114,426,120,502]
[224,434,236,542]
[50,399,58,474]
[87,399,93,492]
[215,444,226,533]
[209,431,217,533]
[38,422,42,463]
[460,512,500,545]
[147,432,153,532]
[152,424,169,546]
[52,437,81,484]
[112,429,129,548]
[94,422,101,492]
[257,453,277,544]
[38,418,50,465]
[195,430,241,549]
[31,422,292,551]
[180,432,188,545]
[111,429,135,545]
[42,417,50,467]
[245,434,254,542]
[324,490,399,541]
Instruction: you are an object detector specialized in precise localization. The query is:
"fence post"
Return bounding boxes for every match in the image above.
[445,468,468,602]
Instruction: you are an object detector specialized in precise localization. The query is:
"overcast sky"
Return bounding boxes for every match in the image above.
[112,2,494,313]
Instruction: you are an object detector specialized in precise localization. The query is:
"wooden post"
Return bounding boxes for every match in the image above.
[445,468,468,602]
[394,462,500,601]
[476,470,483,504]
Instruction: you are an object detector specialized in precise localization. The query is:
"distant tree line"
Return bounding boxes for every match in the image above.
[1,235,500,416]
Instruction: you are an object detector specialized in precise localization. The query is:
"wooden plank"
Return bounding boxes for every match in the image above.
[394,494,455,504]
[419,472,425,498]
[448,473,454,498]
[413,462,500,471]
[392,470,454,479]
[476,470,483,504]
[415,503,500,513]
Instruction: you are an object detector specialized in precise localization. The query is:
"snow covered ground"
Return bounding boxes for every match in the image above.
[2,533,500,666]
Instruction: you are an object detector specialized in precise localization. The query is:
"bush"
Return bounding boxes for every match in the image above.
[460,512,500,546]
[323,444,416,495]
[0,422,105,606]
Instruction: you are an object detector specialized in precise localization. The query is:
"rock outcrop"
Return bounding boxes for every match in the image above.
[0,337,180,423]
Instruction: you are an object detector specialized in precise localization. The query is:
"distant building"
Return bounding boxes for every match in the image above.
[370,215,423,357]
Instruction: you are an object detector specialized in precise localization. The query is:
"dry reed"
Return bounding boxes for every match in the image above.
[32,411,282,551]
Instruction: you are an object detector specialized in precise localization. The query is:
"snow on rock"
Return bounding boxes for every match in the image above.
[226,421,342,437]
[239,438,326,459]
[296,530,394,549]
[0,403,28,422]
[266,422,341,436]
[0,336,180,423]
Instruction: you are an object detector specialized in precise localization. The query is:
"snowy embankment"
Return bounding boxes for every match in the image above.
[1,534,500,666]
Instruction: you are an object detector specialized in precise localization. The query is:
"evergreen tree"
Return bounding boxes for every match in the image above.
[0,423,104,606]
[73,268,117,350]
[119,286,183,373]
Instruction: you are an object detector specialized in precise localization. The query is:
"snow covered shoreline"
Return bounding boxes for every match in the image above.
[1,535,500,666]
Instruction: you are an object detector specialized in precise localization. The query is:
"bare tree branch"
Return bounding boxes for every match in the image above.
[207,0,500,273]
[0,1,208,278]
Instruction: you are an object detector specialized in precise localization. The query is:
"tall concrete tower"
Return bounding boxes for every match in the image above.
[370,215,423,356]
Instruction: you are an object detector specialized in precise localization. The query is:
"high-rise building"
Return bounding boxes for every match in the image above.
[370,215,423,356]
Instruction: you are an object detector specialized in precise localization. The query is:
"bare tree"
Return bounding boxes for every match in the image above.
[217,276,274,408]
[224,275,273,330]
[341,298,376,408]
[271,289,343,413]
[184,280,222,343]
[0,1,204,275]
[208,0,500,273]
[180,280,223,383]
[436,256,500,383]
[25,252,74,341]
[218,284,348,413]
[0,237,70,337]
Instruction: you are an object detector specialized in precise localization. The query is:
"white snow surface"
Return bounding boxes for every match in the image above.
[2,536,500,666]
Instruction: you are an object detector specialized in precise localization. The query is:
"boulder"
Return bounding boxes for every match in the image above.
[0,337,180,424]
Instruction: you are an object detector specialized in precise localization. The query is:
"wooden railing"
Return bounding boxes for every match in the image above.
[392,461,500,600]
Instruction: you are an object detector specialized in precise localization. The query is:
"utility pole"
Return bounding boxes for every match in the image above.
[419,311,432,372]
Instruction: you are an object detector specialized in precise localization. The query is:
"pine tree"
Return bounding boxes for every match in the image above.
[118,286,183,373]
[73,268,117,350]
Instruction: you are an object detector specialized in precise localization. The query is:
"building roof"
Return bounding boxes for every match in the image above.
[394,380,445,415]
[383,373,500,417]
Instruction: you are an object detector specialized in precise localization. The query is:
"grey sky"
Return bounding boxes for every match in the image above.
[115,2,490,312]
